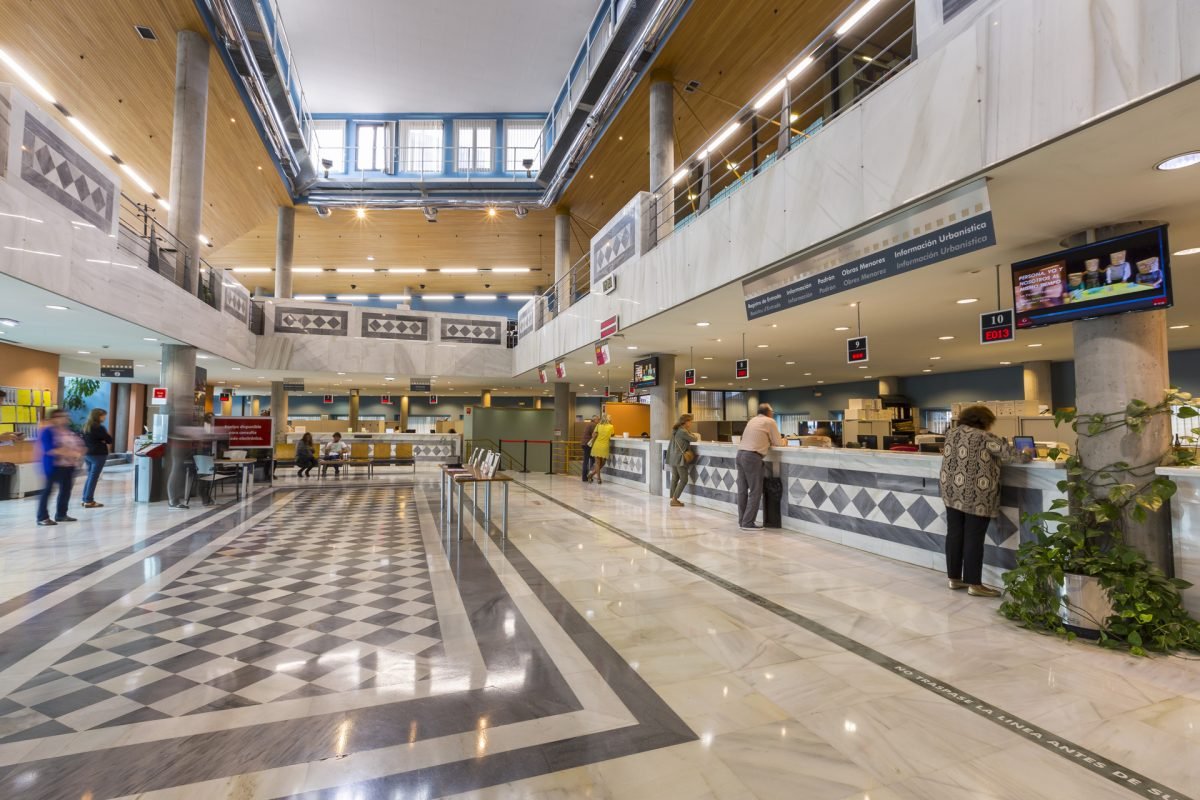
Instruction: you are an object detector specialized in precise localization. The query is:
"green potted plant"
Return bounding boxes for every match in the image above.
[999,389,1200,655]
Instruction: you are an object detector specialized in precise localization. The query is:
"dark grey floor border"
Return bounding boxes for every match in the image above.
[515,480,1193,800]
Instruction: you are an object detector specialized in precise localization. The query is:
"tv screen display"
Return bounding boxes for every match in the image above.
[632,356,659,389]
[1011,226,1171,329]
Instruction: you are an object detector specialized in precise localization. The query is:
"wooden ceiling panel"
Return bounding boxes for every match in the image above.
[561,0,847,228]
[208,205,568,294]
[0,0,290,250]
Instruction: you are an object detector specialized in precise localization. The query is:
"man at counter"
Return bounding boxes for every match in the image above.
[736,403,785,530]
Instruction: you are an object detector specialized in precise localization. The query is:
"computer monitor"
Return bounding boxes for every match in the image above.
[919,442,944,454]
[883,435,909,449]
[857,435,878,449]
[1013,436,1036,456]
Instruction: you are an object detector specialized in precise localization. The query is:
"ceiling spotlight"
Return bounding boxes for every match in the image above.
[423,206,438,223]
[514,205,528,219]
[486,207,497,218]
[1155,151,1200,171]
[355,208,366,220]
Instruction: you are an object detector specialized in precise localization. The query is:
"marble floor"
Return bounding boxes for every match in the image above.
[0,467,1197,800]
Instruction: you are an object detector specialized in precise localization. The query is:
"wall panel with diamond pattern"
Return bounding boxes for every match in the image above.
[275,307,349,336]
[16,111,116,233]
[362,312,430,341]
[440,317,503,345]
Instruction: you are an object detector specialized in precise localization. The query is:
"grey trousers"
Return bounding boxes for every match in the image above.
[669,465,689,500]
[735,450,765,527]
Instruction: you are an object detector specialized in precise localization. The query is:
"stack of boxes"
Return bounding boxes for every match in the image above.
[844,398,893,420]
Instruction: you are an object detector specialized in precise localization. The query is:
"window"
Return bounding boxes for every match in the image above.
[504,119,543,173]
[355,123,390,172]
[310,120,345,174]
[922,409,953,434]
[399,120,443,174]
[454,119,494,173]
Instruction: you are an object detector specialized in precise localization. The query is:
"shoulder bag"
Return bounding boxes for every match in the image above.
[676,436,696,464]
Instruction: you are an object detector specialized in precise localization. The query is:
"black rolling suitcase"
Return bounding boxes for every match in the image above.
[762,476,783,528]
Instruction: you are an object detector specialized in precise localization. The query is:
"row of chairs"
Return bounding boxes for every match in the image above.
[272,441,417,478]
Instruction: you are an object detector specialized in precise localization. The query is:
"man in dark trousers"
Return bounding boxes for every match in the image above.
[581,414,599,482]
[736,404,785,529]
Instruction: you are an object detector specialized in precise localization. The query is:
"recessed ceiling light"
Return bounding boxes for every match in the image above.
[703,357,714,360]
[143,337,157,341]
[1027,343,1042,348]
[491,267,530,273]
[804,372,812,376]
[337,372,346,375]
[45,304,68,310]
[834,326,850,331]
[366,256,375,261]
[999,361,1012,365]
[231,367,241,371]
[77,350,90,354]
[292,267,324,273]
[385,377,395,381]
[137,364,146,368]
[761,378,768,381]
[858,365,868,369]
[233,267,272,273]
[627,345,638,350]
[929,356,941,360]
[388,268,426,274]
[1173,247,1200,256]
[355,208,366,219]
[197,355,211,359]
[817,380,824,384]
[785,361,795,365]
[1155,151,1200,171]
[440,268,478,274]
[0,318,18,327]
[938,335,955,340]
[757,344,769,349]
[335,268,374,274]
[956,298,978,304]
[696,321,710,327]
[922,368,933,373]
[701,376,708,379]
[1169,324,1190,330]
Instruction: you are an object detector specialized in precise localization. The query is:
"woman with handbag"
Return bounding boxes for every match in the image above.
[586,414,615,484]
[666,413,698,507]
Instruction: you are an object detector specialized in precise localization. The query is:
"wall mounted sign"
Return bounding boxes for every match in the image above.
[600,315,619,339]
[538,367,548,384]
[219,392,232,402]
[99,359,134,379]
[595,341,611,366]
[590,192,652,286]
[980,309,1014,345]
[212,417,272,449]
[684,368,696,386]
[555,361,566,379]
[380,395,393,404]
[150,387,168,406]
[742,180,995,320]
[847,336,869,364]
[429,395,438,405]
[322,394,333,404]
[282,379,305,391]
[735,359,750,379]
[604,386,610,398]
[410,380,431,392]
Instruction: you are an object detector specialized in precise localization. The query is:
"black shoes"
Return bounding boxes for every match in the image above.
[55,515,77,522]
[37,519,56,527]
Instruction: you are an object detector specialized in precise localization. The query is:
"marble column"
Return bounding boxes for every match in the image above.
[481,390,492,408]
[1023,361,1053,411]
[113,382,131,452]
[649,69,674,192]
[534,397,542,410]
[1073,310,1172,571]
[167,30,210,296]
[274,206,295,300]
[648,354,676,442]
[349,388,360,431]
[160,344,197,506]
[399,395,409,432]
[746,390,760,420]
[553,382,575,440]
[554,207,571,309]
[270,381,288,444]
[251,397,260,416]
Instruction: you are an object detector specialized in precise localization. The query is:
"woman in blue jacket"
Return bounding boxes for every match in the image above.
[37,409,83,526]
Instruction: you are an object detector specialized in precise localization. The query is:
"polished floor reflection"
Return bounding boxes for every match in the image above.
[0,468,1196,799]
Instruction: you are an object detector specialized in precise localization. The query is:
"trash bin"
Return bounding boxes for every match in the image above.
[0,462,15,501]
[762,476,783,528]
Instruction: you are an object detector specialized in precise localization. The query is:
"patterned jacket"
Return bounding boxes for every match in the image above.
[939,424,1012,518]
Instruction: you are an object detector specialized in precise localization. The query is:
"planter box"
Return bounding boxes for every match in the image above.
[1058,573,1114,639]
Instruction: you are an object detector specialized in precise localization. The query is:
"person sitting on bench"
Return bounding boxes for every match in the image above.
[321,432,350,476]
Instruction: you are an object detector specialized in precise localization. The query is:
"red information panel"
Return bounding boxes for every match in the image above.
[429,395,439,405]
[213,417,273,448]
[684,368,696,386]
[735,359,750,379]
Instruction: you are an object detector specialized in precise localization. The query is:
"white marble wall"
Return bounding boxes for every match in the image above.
[257,302,514,378]
[1158,467,1200,617]
[514,0,1200,375]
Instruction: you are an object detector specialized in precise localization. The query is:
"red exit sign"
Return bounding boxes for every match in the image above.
[980,310,1014,345]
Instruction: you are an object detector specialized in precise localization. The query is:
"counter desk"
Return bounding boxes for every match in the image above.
[284,432,462,464]
[602,440,1065,585]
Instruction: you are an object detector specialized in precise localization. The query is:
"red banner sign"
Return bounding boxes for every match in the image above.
[212,417,273,448]
[600,315,619,339]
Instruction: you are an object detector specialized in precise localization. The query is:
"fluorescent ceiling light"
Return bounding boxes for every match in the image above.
[464,294,497,300]
[336,294,368,300]
[440,268,477,274]
[938,335,955,340]
[119,164,155,195]
[787,55,816,80]
[506,294,536,300]
[836,0,883,36]
[292,267,324,273]
[702,124,739,156]
[78,350,90,354]
[422,294,454,300]
[672,169,688,185]
[1155,151,1200,171]
[197,354,211,359]
[1173,247,1200,256]
[0,48,56,102]
[696,321,710,327]
[0,318,18,327]
[388,268,426,274]
[378,294,410,300]
[233,267,271,273]
[753,79,787,110]
[834,326,850,331]
[922,368,933,373]
[626,345,638,350]
[336,268,375,274]
[143,337,157,341]
[490,267,529,273]
[785,361,795,365]
[1027,343,1043,348]
[294,294,327,300]
[756,344,769,348]
[67,117,112,155]
[45,305,69,310]
[1169,324,1190,330]
[956,298,978,304]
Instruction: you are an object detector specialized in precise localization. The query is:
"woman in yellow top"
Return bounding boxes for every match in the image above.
[586,414,616,484]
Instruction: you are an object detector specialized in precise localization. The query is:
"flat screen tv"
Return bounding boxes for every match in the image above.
[1011,225,1172,329]
[632,356,659,389]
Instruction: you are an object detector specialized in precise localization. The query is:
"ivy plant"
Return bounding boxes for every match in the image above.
[999,389,1200,655]
[62,377,102,412]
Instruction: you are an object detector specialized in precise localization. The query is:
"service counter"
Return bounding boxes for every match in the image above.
[603,441,1065,584]
[1156,466,1200,617]
[284,432,461,463]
